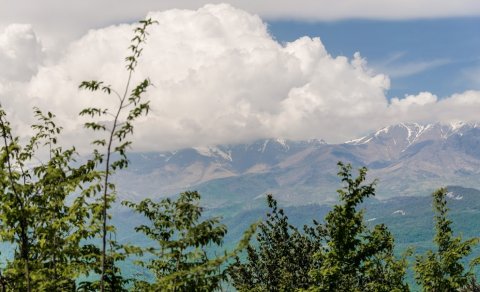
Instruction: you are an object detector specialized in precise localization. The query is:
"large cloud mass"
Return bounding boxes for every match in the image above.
[1,4,480,151]
[2,1,480,46]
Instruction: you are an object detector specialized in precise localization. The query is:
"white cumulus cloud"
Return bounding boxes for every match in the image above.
[1,4,480,151]
[1,0,480,49]
[0,24,43,81]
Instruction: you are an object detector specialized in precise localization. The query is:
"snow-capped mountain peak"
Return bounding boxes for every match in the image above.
[346,122,480,149]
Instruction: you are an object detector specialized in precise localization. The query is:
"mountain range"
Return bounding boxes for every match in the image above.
[111,123,480,286]
[116,122,480,207]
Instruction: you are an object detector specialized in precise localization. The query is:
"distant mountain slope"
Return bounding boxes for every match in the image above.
[217,185,480,251]
[116,122,480,206]
[114,185,480,276]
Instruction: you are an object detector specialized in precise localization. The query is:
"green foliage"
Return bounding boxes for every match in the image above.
[124,191,254,291]
[308,162,409,292]
[228,194,324,291]
[414,188,479,291]
[228,163,408,292]
[78,18,156,291]
[0,107,99,291]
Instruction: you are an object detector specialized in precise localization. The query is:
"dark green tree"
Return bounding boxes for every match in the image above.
[459,278,480,292]
[228,194,324,291]
[125,191,255,291]
[414,188,478,291]
[308,162,409,292]
[228,163,407,292]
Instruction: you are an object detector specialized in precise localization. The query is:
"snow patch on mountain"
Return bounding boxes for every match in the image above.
[194,146,232,161]
[449,121,466,131]
[164,151,177,162]
[275,138,289,149]
[345,136,373,145]
[261,140,270,153]
[446,192,463,200]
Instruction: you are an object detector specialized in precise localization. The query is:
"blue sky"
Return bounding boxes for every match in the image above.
[268,17,480,99]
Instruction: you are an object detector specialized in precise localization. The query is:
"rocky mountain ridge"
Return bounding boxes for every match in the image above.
[116,122,480,206]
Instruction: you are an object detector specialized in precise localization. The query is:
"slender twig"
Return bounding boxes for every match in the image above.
[100,68,133,292]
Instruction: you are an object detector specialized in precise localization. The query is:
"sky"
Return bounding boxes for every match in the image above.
[0,1,480,151]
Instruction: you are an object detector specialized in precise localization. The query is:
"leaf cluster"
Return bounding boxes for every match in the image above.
[229,162,409,292]
[0,107,101,291]
[229,194,324,291]
[125,191,244,291]
[415,188,479,291]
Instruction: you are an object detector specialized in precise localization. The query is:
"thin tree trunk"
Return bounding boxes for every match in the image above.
[20,222,31,292]
[100,67,132,292]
